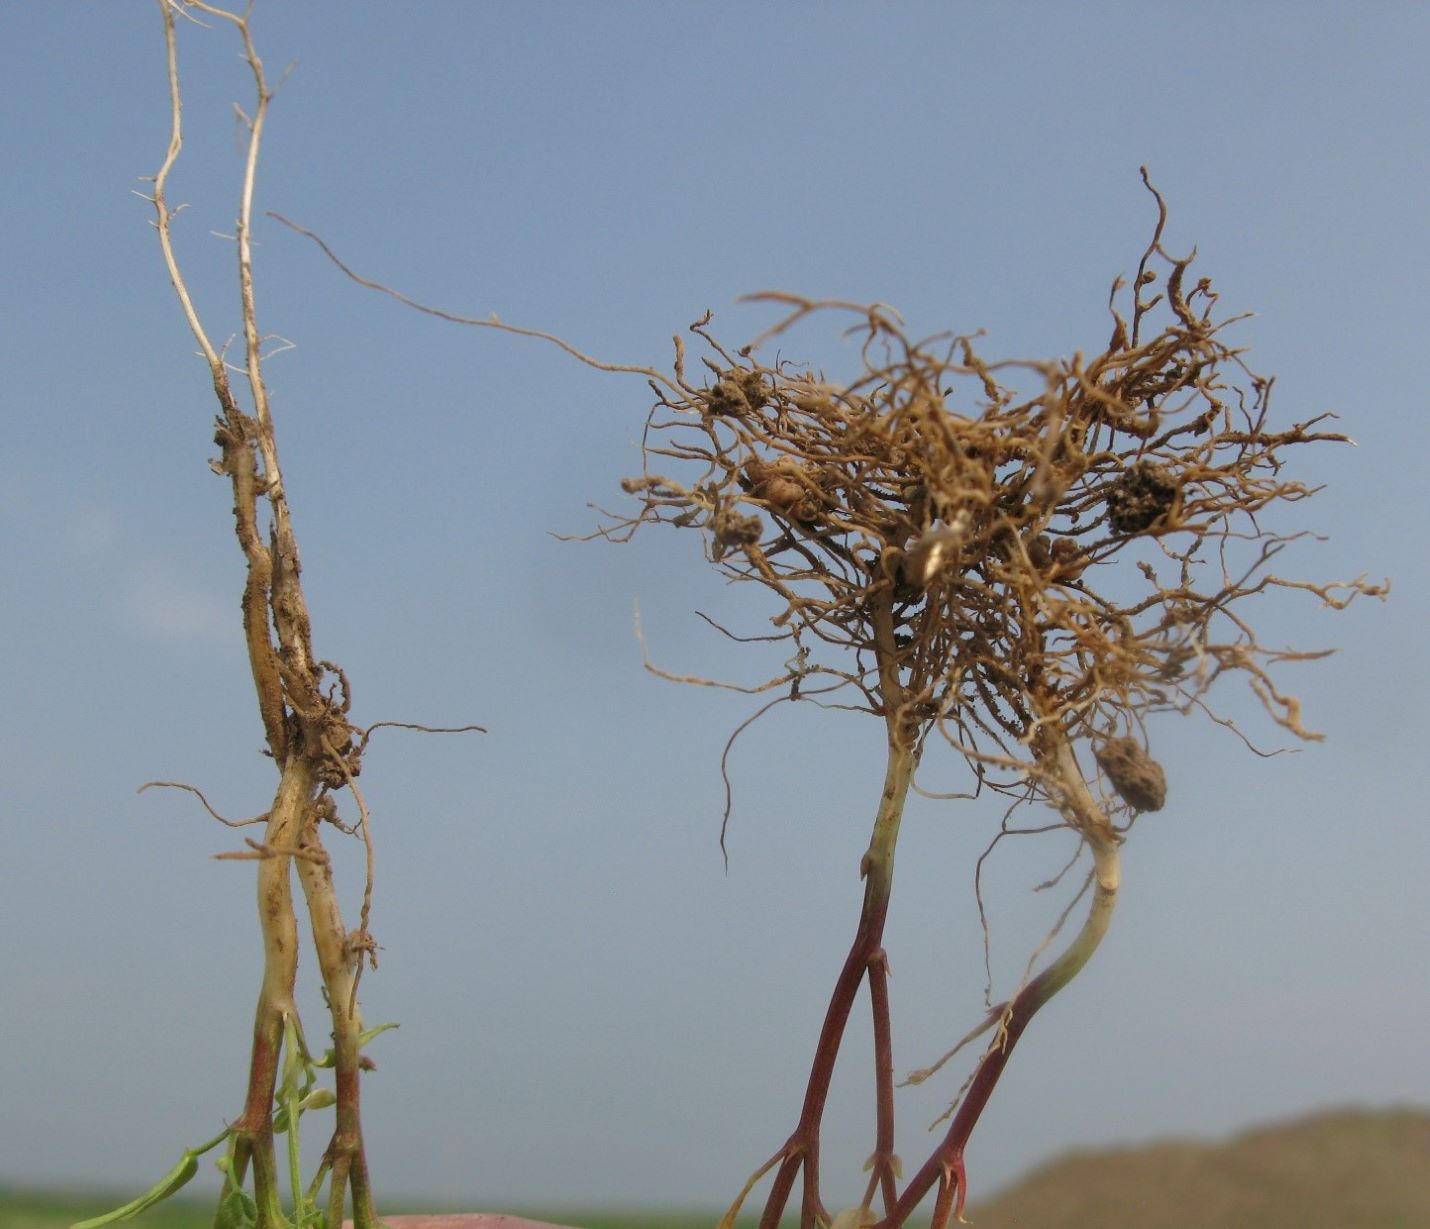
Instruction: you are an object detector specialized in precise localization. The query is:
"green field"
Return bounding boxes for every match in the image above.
[0,1188,784,1229]
[18,1110,1430,1229]
[1,1188,206,1229]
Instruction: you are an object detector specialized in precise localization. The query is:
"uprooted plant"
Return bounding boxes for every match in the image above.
[277,130,1383,1229]
[600,173,1384,1229]
[78,5,477,1228]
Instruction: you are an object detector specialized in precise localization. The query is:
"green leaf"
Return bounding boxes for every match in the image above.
[69,1153,199,1228]
[280,1014,311,1098]
[214,1187,258,1229]
[301,1086,337,1111]
[313,1021,399,1069]
[358,1021,399,1047]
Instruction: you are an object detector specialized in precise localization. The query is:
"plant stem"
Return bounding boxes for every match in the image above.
[863,948,899,1214]
[154,7,379,1226]
[294,824,376,1229]
[742,591,917,1229]
[223,759,317,1229]
[876,731,1120,1228]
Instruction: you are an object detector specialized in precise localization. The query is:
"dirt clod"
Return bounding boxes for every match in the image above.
[706,370,769,417]
[712,508,764,556]
[1094,737,1167,812]
[1106,462,1180,534]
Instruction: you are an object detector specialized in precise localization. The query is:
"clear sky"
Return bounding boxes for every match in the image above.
[2,1,1426,1218]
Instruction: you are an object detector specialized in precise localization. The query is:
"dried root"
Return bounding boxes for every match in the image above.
[611,172,1384,812]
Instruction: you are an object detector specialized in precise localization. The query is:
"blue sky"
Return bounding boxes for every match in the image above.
[2,1,1426,1218]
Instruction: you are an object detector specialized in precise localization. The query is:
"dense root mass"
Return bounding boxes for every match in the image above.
[613,175,1381,801]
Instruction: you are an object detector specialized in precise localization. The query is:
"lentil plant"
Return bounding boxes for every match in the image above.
[599,173,1382,1229]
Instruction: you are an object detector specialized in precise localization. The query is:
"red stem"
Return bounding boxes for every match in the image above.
[865,947,900,1214]
[757,882,894,1229]
[878,825,1117,1229]
[878,973,1041,1227]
